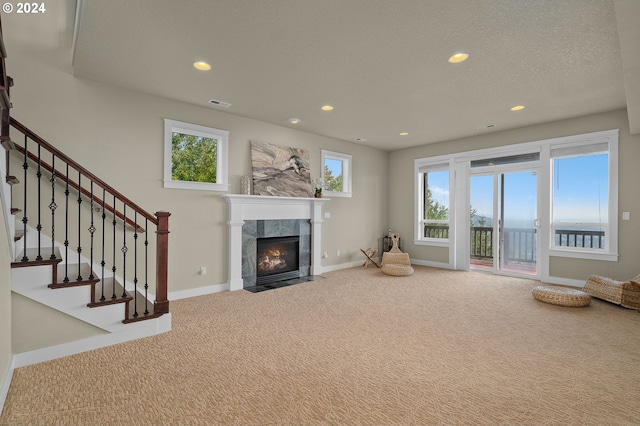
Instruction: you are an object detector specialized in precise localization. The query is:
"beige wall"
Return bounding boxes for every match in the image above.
[11,294,106,353]
[6,34,389,299]
[389,109,640,281]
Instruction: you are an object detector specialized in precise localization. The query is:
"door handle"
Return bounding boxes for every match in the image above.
[534,219,541,228]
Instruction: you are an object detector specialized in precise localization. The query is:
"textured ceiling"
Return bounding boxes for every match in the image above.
[12,0,640,151]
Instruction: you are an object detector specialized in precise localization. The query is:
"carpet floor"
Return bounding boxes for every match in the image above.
[1,266,639,425]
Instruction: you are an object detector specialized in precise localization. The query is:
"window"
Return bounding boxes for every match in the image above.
[550,142,611,253]
[321,150,352,197]
[417,162,450,241]
[163,119,228,191]
[414,129,618,270]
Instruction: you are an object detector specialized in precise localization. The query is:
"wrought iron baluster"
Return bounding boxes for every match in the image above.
[100,189,106,301]
[36,142,42,260]
[49,154,57,260]
[111,194,117,299]
[20,135,28,262]
[88,181,95,280]
[63,163,70,283]
[76,171,83,281]
[144,217,149,315]
[121,204,128,298]
[133,211,138,318]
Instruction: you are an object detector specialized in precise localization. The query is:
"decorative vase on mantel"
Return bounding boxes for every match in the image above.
[314,188,323,198]
[241,175,251,195]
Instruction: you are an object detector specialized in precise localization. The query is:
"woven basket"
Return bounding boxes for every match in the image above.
[583,275,640,310]
[381,264,414,277]
[623,279,640,310]
[583,275,623,303]
[381,252,411,266]
[380,234,413,276]
[532,285,591,307]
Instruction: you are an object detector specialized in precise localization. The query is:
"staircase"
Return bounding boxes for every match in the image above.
[0,17,171,363]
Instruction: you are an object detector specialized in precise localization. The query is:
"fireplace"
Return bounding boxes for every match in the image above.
[256,236,300,284]
[221,194,328,291]
[241,219,310,288]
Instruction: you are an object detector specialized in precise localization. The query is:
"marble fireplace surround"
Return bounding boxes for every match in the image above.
[221,195,328,291]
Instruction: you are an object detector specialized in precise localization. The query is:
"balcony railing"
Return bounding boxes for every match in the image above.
[424,225,605,265]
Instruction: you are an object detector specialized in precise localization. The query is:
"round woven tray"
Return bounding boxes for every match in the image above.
[531,285,591,307]
[381,264,414,277]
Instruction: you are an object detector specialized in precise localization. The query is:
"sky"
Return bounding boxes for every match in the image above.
[325,158,342,179]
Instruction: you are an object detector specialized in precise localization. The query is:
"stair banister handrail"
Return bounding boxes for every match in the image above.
[13,141,146,232]
[10,117,157,225]
[9,116,170,316]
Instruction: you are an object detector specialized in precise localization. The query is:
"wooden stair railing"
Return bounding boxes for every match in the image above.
[6,118,171,318]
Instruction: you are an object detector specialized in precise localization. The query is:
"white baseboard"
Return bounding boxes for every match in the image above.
[542,276,585,288]
[169,283,229,300]
[410,259,453,269]
[12,313,171,369]
[0,356,14,417]
[320,259,366,273]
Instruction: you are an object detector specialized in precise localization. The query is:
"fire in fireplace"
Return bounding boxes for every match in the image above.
[256,236,300,285]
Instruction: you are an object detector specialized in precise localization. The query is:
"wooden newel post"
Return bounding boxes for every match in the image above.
[1,77,13,150]
[154,211,171,314]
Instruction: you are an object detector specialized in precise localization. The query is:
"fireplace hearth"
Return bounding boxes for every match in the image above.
[256,236,300,285]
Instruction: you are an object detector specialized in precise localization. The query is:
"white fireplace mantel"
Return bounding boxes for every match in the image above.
[221,194,328,291]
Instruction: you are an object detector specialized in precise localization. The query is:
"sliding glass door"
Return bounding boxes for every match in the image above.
[469,166,538,276]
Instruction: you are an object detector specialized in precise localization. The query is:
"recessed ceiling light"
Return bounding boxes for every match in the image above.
[193,61,211,71]
[510,105,525,111]
[399,132,409,136]
[448,52,469,63]
[321,105,334,111]
[355,138,367,142]
[477,124,496,130]
[288,118,301,124]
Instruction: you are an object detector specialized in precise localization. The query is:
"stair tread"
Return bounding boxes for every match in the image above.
[12,247,62,265]
[48,277,100,289]
[88,295,133,308]
[123,311,163,324]
[11,256,62,268]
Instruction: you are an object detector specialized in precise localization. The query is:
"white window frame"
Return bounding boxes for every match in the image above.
[163,119,229,191]
[547,137,618,261]
[321,150,352,198]
[414,129,619,268]
[414,156,453,247]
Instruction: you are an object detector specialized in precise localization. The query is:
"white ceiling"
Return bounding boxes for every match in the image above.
[12,1,640,151]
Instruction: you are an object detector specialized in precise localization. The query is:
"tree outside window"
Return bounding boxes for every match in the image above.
[171,132,217,183]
